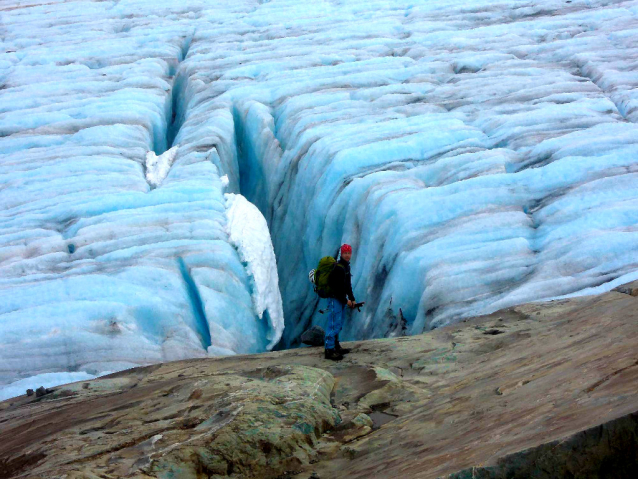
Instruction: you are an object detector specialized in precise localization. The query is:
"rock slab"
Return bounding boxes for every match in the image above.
[1,286,638,478]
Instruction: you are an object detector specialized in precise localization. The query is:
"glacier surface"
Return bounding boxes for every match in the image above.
[2,0,638,393]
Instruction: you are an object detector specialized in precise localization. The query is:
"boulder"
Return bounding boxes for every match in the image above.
[301,325,325,346]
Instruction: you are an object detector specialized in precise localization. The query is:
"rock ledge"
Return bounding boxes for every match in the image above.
[1,283,638,478]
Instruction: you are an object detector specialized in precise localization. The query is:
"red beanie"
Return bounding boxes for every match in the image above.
[341,244,352,254]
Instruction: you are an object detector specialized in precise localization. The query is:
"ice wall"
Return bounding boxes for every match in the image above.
[0,0,279,387]
[2,0,638,387]
[171,0,638,345]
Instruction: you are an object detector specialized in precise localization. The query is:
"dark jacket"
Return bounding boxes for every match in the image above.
[329,258,355,305]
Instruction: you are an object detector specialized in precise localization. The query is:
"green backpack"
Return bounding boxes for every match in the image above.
[310,256,339,298]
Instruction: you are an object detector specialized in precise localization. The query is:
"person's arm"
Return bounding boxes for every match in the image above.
[346,271,355,302]
[329,265,348,304]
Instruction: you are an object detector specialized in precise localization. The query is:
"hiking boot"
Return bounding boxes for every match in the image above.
[324,348,344,361]
[335,341,350,355]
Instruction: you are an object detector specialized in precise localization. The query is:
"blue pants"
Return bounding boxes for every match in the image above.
[325,298,345,349]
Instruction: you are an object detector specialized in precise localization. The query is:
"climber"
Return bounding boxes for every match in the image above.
[324,244,357,361]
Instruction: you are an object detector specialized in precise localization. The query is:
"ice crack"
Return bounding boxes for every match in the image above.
[177,257,212,350]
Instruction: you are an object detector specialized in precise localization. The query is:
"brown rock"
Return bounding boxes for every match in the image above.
[1,282,638,478]
[187,388,203,400]
[613,279,638,296]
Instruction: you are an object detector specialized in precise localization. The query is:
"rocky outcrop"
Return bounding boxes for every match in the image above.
[443,411,638,479]
[1,284,638,478]
[0,366,338,479]
[613,279,638,297]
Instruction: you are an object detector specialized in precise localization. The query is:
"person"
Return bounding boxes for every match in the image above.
[325,244,356,360]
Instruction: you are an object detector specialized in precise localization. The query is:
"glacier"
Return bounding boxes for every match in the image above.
[2,0,638,395]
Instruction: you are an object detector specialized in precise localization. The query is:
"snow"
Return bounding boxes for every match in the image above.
[1,0,638,384]
[145,146,179,188]
[547,269,638,302]
[0,371,101,402]
[224,193,285,349]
